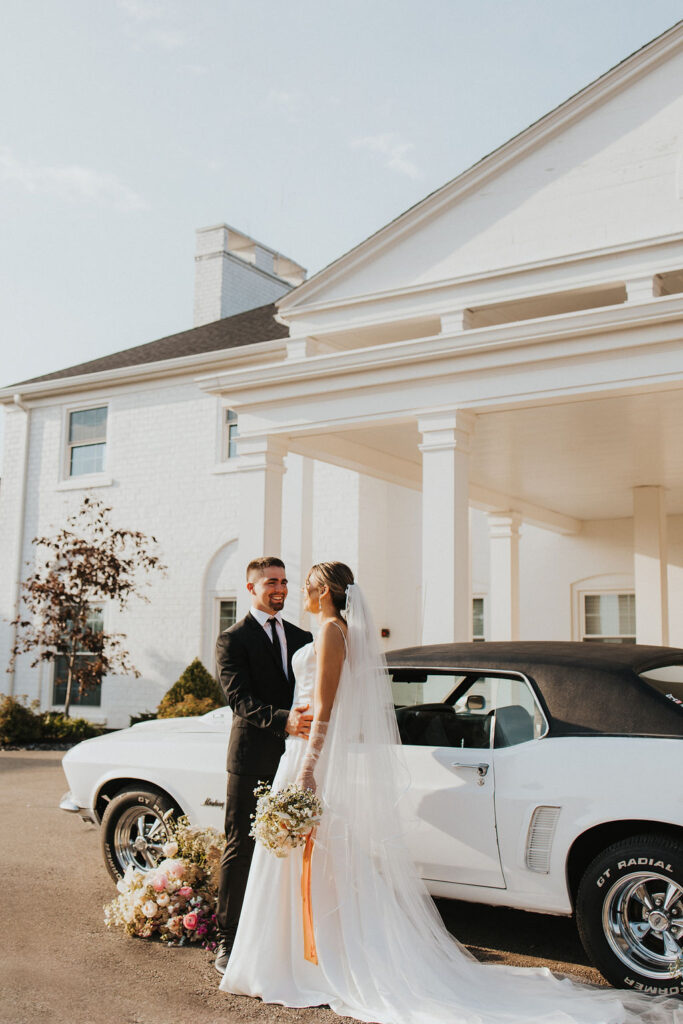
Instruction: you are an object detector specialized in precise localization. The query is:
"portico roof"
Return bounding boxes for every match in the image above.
[198,290,683,523]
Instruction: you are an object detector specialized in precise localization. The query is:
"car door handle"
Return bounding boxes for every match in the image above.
[451,762,489,785]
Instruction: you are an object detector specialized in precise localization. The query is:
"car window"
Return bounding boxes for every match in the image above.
[639,666,683,712]
[391,672,465,708]
[390,671,490,749]
[389,669,546,749]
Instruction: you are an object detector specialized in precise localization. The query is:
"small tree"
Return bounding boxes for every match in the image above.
[10,497,165,717]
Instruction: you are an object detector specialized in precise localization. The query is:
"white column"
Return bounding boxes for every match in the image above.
[235,434,287,617]
[281,454,314,624]
[633,486,669,645]
[487,512,521,640]
[418,412,474,644]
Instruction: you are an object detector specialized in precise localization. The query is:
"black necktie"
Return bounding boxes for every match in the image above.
[268,617,285,676]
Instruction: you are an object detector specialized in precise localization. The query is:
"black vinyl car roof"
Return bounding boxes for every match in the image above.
[384,641,683,739]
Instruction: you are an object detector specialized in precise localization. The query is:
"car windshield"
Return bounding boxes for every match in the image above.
[639,666,683,712]
[389,670,466,707]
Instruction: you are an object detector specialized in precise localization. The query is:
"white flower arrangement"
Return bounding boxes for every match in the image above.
[250,781,323,858]
[103,815,226,947]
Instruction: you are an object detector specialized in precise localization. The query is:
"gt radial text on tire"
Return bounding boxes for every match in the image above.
[100,786,179,882]
[576,834,683,996]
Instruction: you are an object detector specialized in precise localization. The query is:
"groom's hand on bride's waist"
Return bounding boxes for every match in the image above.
[286,704,313,738]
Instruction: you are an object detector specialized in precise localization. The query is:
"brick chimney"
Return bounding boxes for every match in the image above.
[193,224,306,326]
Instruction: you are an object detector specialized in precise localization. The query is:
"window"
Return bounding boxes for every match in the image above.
[473,597,485,641]
[582,593,635,644]
[68,406,107,477]
[224,409,239,459]
[389,669,547,749]
[639,666,683,711]
[52,606,104,707]
[218,598,237,634]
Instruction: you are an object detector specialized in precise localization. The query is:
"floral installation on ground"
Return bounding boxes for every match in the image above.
[250,781,323,857]
[103,814,226,948]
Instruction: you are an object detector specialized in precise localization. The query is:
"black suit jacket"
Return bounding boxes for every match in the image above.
[215,611,313,776]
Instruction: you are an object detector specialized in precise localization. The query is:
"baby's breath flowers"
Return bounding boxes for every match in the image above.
[103,815,225,947]
[250,782,323,857]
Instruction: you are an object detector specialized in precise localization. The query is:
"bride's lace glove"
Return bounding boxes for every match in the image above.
[296,720,329,794]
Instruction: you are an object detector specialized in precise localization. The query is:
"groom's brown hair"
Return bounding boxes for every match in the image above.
[246,556,285,581]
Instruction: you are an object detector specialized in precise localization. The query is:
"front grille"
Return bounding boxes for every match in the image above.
[525,805,561,873]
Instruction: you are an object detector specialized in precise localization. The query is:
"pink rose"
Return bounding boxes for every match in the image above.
[177,885,193,898]
[152,874,168,892]
[183,912,198,930]
[168,861,185,879]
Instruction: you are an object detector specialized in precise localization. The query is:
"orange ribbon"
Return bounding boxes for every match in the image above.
[301,830,318,964]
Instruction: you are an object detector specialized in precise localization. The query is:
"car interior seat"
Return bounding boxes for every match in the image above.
[493,705,534,747]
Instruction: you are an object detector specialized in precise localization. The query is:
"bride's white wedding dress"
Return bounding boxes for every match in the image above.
[221,590,680,1024]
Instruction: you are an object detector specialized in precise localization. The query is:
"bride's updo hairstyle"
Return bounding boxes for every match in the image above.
[307,562,354,617]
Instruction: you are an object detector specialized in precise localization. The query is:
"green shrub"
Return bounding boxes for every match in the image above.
[156,658,224,718]
[40,712,105,742]
[0,694,42,745]
[157,694,218,719]
[129,711,158,727]
[0,695,105,745]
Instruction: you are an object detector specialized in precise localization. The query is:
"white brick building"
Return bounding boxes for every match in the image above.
[2,24,683,727]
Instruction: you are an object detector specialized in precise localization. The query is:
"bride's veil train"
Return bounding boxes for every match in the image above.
[309,583,682,1024]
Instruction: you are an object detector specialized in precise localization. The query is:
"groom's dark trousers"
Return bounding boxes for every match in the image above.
[215,611,312,942]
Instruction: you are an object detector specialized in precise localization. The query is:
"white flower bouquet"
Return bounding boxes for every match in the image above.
[103,815,226,947]
[250,781,323,857]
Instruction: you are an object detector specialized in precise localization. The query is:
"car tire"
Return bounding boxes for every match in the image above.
[100,786,179,882]
[576,833,683,995]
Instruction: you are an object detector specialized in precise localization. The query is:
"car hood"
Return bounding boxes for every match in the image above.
[129,708,232,733]
[128,708,232,734]
[65,708,232,757]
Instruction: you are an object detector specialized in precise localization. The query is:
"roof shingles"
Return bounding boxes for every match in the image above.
[11,303,288,387]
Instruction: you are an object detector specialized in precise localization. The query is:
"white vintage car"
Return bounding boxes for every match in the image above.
[61,641,683,995]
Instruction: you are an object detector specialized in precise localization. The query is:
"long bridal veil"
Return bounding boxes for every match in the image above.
[312,583,682,1024]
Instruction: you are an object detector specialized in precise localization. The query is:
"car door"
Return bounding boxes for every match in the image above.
[391,670,505,888]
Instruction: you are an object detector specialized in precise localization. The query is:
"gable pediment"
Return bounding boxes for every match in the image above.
[280,23,683,330]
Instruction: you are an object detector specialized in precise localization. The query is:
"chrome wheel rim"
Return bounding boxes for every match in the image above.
[602,871,683,981]
[113,806,171,874]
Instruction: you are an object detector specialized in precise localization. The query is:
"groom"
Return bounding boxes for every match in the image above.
[214,556,313,973]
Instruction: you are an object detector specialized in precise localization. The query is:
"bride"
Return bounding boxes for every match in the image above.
[220,561,681,1024]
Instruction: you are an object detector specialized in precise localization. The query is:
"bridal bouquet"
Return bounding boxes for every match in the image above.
[250,781,323,857]
[103,815,225,948]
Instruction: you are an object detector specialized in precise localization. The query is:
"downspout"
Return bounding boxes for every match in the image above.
[7,393,30,697]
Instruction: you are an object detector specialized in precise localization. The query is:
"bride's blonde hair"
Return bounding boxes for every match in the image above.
[307,562,354,616]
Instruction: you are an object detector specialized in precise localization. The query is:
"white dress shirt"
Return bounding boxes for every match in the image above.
[250,607,288,676]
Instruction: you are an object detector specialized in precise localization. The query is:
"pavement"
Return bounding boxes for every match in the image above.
[0,750,605,1024]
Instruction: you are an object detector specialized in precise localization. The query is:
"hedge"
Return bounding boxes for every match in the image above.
[0,695,106,746]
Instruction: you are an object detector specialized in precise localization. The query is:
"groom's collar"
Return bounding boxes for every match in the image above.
[250,607,284,627]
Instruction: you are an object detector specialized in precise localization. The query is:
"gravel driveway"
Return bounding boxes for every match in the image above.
[1,750,606,1024]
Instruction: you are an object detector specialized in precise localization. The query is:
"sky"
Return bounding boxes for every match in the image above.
[1,0,682,463]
